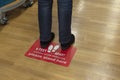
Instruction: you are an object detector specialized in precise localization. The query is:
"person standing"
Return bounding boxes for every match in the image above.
[38,0,75,50]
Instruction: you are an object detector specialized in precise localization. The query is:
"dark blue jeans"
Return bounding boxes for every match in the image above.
[38,0,72,44]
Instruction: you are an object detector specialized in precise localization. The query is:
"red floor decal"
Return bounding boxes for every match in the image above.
[25,39,77,67]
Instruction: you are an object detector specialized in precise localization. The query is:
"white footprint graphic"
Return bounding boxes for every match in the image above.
[47,45,54,53]
[52,45,60,52]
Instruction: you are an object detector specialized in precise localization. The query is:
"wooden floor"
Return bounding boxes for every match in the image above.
[0,0,120,80]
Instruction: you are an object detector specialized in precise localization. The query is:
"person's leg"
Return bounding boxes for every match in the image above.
[58,0,75,50]
[38,0,54,48]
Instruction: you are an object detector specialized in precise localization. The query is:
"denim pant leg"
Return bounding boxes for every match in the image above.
[38,0,53,42]
[58,0,73,44]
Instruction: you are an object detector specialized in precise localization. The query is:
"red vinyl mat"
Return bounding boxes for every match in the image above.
[25,39,77,67]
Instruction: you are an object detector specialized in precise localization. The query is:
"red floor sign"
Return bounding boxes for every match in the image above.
[25,39,77,67]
